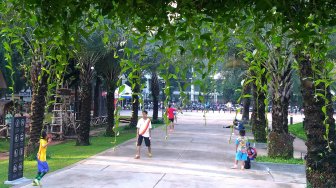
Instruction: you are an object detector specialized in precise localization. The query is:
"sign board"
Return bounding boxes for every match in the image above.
[7,117,26,181]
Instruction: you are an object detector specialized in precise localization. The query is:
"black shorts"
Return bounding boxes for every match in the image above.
[137,135,151,147]
[169,118,174,122]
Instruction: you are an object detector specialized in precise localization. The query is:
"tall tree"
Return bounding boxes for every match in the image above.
[96,49,122,136]
[267,41,294,158]
[298,55,336,187]
[26,50,50,156]
[241,82,251,122]
[250,64,267,143]
[0,4,65,157]
[129,70,141,127]
[93,77,101,117]
[76,49,101,145]
[151,71,160,120]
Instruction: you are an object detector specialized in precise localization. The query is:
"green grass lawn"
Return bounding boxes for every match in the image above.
[0,138,10,153]
[288,122,307,141]
[0,129,137,188]
[256,156,304,165]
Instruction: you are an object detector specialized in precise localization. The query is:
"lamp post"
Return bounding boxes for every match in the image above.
[189,77,194,102]
[213,73,220,104]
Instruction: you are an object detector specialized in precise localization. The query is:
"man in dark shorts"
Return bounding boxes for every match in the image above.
[167,104,176,132]
[135,111,152,159]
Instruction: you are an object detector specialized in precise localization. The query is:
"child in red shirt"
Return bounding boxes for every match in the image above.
[167,104,176,131]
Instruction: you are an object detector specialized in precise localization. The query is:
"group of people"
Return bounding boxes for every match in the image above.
[31,105,256,186]
[133,106,258,171]
[31,105,179,186]
[134,104,179,159]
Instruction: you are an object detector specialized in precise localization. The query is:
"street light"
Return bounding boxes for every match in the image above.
[213,73,221,104]
[189,77,194,102]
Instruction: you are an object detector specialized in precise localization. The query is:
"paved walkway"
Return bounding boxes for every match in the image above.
[16,112,306,188]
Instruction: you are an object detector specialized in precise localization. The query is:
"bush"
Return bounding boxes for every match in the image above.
[152,118,164,124]
[124,125,137,131]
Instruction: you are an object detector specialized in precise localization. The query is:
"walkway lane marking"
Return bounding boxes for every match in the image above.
[153,173,166,188]
[100,165,110,171]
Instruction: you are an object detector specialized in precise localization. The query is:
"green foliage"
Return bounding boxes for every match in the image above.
[151,118,164,124]
[256,156,304,165]
[0,138,10,153]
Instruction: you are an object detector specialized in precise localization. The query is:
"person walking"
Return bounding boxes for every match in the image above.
[135,111,152,159]
[33,130,51,186]
[167,104,176,132]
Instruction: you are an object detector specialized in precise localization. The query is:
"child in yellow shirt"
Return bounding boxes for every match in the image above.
[33,131,51,186]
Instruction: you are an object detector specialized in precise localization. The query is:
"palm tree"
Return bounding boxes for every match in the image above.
[76,49,101,145]
[96,49,122,136]
[250,69,267,143]
[129,70,141,127]
[267,42,294,158]
[26,50,49,157]
[93,77,101,117]
[241,82,251,122]
[298,55,336,187]
[151,72,160,120]
[20,28,56,157]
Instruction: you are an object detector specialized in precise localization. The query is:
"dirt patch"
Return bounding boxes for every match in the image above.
[0,152,9,160]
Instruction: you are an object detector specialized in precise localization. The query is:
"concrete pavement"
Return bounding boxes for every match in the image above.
[16,111,306,188]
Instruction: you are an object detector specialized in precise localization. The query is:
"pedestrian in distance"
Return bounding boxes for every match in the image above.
[167,104,176,132]
[33,130,51,186]
[175,107,183,123]
[231,129,248,170]
[135,111,152,159]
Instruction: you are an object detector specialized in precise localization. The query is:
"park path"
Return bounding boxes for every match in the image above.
[16,112,306,188]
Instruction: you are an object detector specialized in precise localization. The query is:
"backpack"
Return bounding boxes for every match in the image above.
[244,157,251,169]
[238,137,247,153]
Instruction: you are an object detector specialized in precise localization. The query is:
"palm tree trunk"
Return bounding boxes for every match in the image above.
[152,95,159,120]
[93,77,101,117]
[76,83,92,146]
[250,64,267,143]
[26,68,48,157]
[151,72,160,120]
[242,83,251,122]
[268,58,294,158]
[299,56,336,187]
[251,81,267,143]
[105,89,116,136]
[130,78,140,127]
[130,95,139,127]
[268,93,294,158]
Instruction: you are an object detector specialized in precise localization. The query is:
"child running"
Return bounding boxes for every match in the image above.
[167,104,176,132]
[232,129,248,170]
[33,130,51,186]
